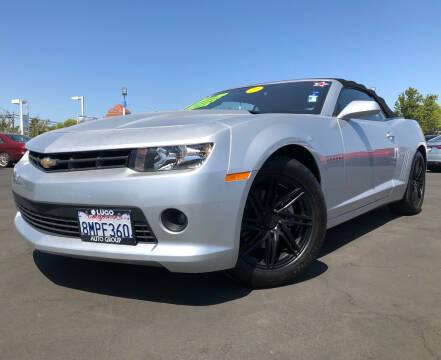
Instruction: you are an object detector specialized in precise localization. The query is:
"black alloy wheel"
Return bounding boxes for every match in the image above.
[240,174,313,270]
[228,157,327,288]
[389,151,426,215]
[410,153,425,209]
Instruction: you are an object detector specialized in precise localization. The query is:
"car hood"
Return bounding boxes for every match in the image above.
[25,110,251,153]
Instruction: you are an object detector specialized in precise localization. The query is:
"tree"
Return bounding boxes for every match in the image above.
[394,87,423,120]
[0,111,20,133]
[48,118,77,131]
[395,87,441,133]
[419,95,441,134]
[2,113,78,138]
[63,119,77,127]
[28,117,50,138]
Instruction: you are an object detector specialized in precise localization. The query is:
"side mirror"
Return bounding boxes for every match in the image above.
[337,100,381,120]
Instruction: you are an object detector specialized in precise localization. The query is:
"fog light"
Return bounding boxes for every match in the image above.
[161,208,188,232]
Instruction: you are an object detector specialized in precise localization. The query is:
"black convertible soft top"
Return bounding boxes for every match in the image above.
[332,78,397,118]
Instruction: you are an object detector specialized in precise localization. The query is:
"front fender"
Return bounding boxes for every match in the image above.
[227,117,321,174]
[223,114,345,215]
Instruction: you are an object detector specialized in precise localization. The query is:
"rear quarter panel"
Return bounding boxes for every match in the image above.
[388,118,426,201]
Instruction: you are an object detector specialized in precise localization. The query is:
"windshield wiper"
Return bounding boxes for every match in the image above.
[248,110,309,115]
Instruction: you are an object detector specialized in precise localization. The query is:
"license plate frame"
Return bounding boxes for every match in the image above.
[77,208,137,246]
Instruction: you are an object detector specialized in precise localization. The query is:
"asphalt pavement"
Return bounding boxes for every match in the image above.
[1,167,441,360]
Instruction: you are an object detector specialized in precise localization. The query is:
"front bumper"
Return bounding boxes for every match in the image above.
[12,151,253,273]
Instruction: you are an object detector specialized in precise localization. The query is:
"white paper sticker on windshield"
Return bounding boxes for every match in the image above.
[308,91,320,102]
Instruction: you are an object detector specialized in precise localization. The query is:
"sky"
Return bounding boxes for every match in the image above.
[1,0,441,123]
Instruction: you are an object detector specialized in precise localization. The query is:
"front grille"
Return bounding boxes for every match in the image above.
[17,204,79,237]
[14,193,157,243]
[29,149,132,172]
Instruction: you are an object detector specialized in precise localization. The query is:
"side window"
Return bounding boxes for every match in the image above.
[334,88,385,121]
[0,137,4,144]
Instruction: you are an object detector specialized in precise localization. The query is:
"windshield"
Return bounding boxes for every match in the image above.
[428,135,441,143]
[6,134,30,143]
[185,81,331,114]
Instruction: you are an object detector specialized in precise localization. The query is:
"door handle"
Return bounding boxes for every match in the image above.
[386,132,395,141]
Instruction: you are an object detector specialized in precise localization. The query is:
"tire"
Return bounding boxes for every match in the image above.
[389,151,426,215]
[227,157,327,288]
[0,152,11,168]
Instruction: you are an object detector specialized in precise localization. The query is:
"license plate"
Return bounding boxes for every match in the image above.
[78,209,136,245]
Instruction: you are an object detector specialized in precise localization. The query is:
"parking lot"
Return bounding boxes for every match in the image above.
[0,167,440,360]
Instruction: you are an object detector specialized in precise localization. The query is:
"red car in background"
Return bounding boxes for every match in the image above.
[0,133,30,168]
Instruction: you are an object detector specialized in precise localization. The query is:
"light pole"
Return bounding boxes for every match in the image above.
[122,87,127,116]
[11,98,29,135]
[71,96,84,123]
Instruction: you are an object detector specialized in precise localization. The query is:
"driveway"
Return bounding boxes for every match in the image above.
[1,168,440,360]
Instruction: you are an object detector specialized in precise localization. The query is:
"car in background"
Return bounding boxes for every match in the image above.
[427,135,441,171]
[425,134,438,142]
[0,133,30,168]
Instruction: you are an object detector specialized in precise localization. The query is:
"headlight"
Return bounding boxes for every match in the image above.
[129,143,213,172]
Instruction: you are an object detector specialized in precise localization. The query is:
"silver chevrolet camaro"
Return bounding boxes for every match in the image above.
[12,79,427,288]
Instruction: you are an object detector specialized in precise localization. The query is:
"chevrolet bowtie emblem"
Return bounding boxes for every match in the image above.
[40,157,57,169]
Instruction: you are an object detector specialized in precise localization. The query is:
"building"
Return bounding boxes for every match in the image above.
[105,104,131,118]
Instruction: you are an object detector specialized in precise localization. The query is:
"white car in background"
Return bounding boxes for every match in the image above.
[427,135,441,171]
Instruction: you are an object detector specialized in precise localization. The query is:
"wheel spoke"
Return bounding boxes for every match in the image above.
[274,187,304,214]
[414,160,422,180]
[415,158,425,181]
[280,214,312,227]
[265,230,280,267]
[242,231,268,256]
[280,224,301,253]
